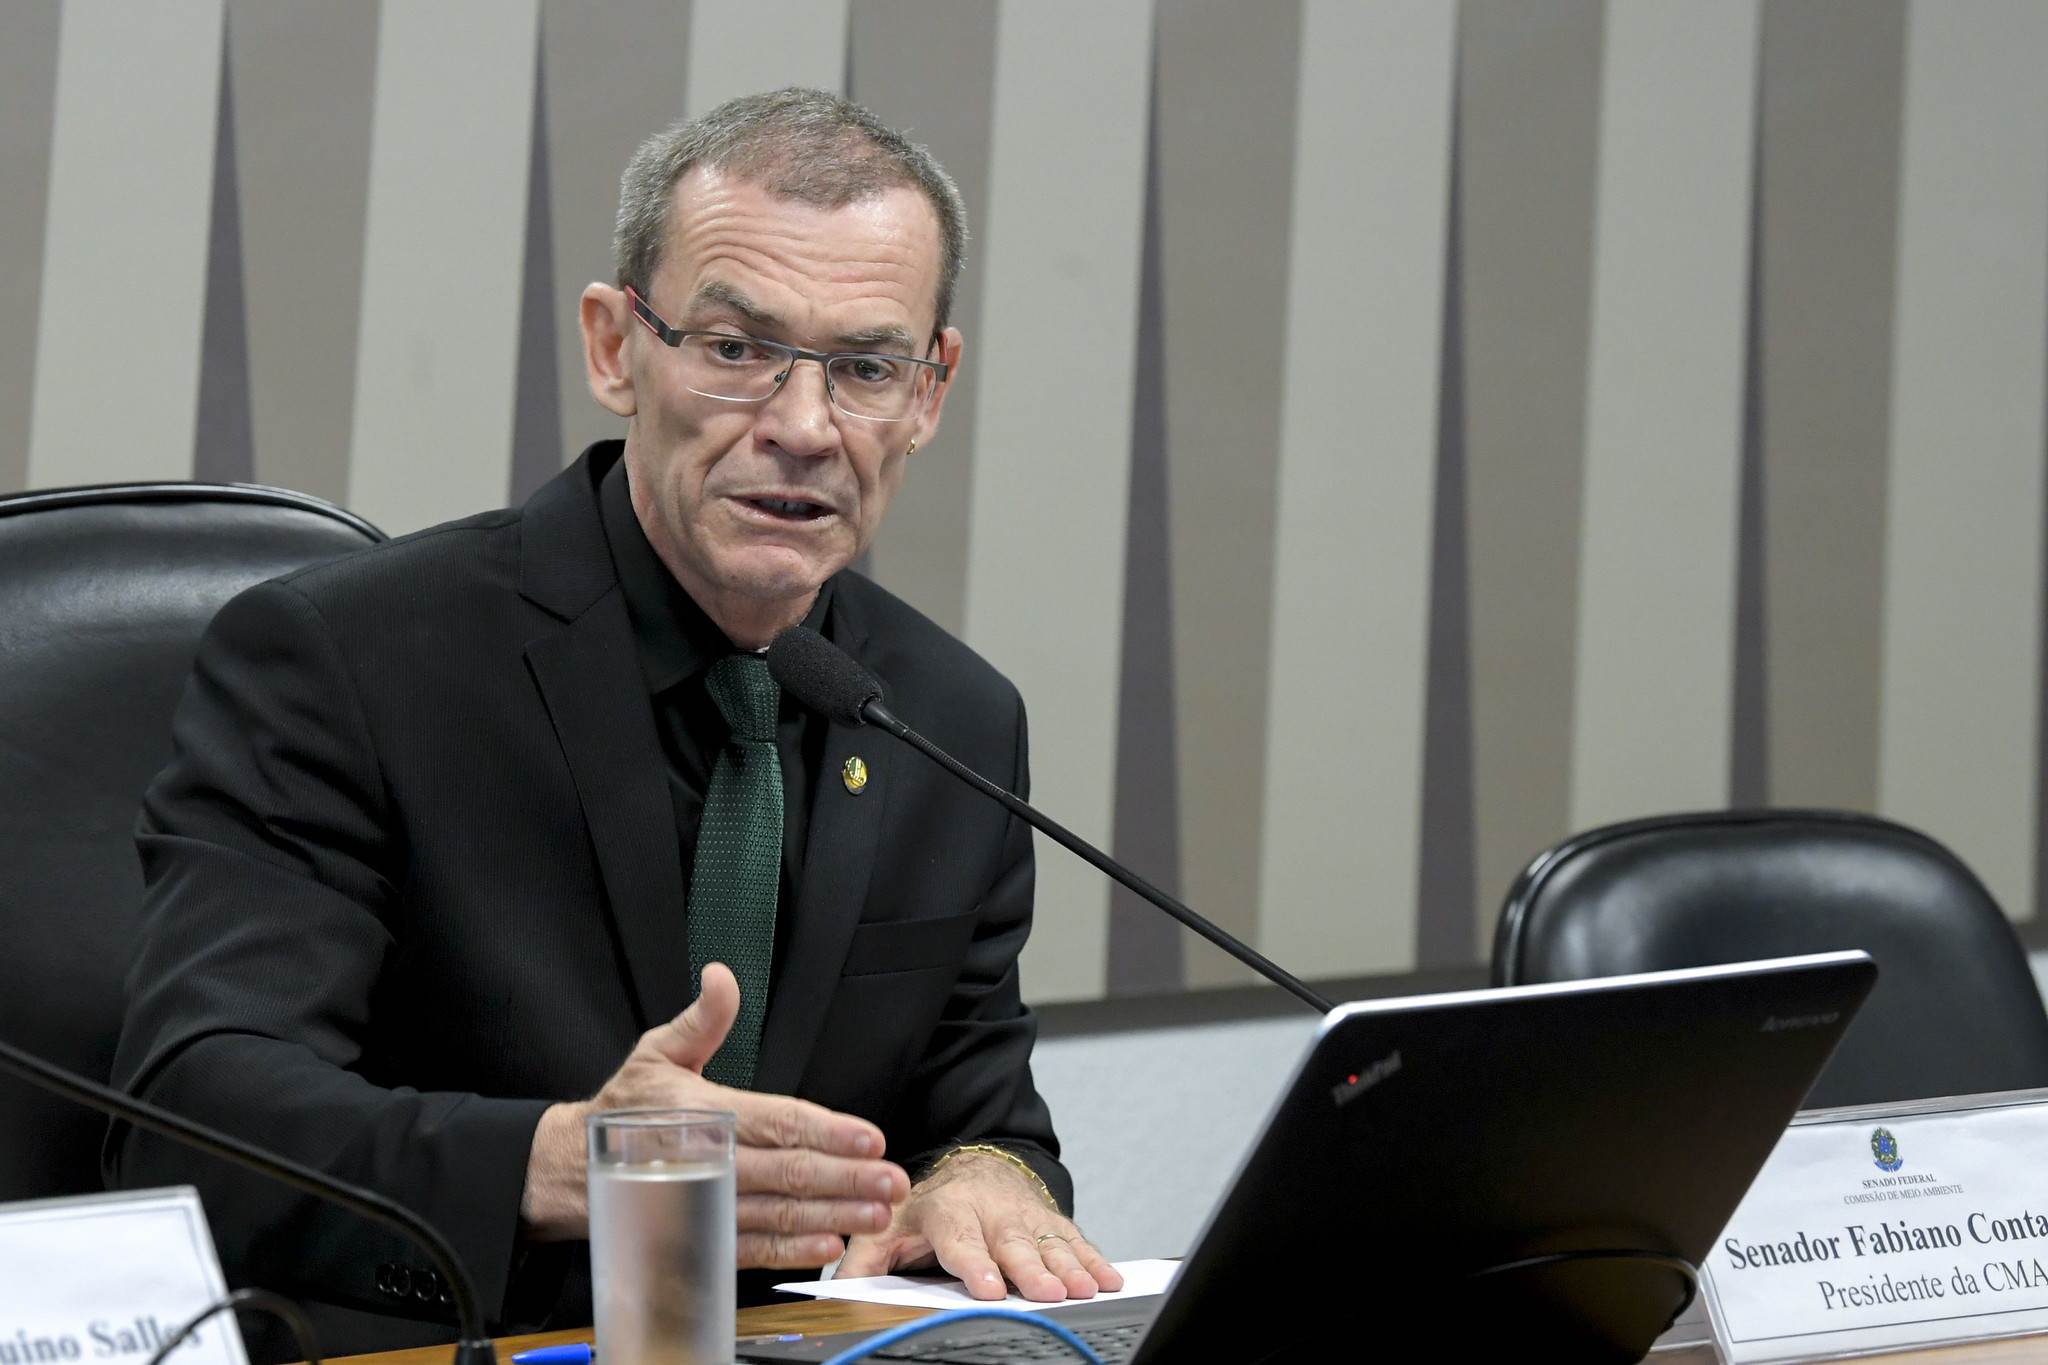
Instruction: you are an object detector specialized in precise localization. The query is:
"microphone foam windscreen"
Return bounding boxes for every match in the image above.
[766,626,883,725]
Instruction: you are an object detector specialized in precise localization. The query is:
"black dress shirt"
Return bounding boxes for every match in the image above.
[596,458,835,996]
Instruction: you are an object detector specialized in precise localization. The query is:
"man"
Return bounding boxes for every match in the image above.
[108,88,1119,1353]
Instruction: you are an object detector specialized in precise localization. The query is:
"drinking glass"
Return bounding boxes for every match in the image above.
[588,1109,737,1365]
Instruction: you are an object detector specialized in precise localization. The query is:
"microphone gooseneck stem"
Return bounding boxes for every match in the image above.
[0,1036,496,1365]
[863,700,1335,1015]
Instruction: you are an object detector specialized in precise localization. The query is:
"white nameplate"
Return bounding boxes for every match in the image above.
[0,1187,247,1365]
[1701,1089,2048,1361]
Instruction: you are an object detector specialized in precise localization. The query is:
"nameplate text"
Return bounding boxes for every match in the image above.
[0,1188,246,1365]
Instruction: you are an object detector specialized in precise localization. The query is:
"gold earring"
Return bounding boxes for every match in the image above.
[906,438,919,455]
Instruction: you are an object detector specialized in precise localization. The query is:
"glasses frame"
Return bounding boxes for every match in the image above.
[625,286,949,424]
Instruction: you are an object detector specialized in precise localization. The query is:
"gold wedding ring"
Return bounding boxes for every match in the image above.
[1034,1232,1069,1247]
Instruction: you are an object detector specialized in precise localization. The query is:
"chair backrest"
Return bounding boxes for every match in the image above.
[1492,809,2048,1110]
[0,481,383,1201]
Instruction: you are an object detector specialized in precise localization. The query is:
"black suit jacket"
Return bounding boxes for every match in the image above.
[107,444,1066,1336]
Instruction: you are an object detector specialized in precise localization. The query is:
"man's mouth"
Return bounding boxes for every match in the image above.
[736,495,835,523]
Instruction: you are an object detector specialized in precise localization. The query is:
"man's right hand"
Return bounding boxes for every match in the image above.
[520,962,909,1267]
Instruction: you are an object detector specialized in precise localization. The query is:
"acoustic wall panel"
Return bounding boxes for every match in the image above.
[13,0,2048,1002]
[228,0,379,503]
[1105,95,1188,996]
[1569,0,1760,830]
[852,0,1002,641]
[1155,0,1304,988]
[1878,0,2048,922]
[962,0,1151,1002]
[0,0,61,493]
[192,36,252,487]
[1456,0,1605,934]
[541,0,692,469]
[346,1,540,536]
[28,0,224,488]
[1756,0,1906,812]
[685,1,849,119]
[1258,0,1457,978]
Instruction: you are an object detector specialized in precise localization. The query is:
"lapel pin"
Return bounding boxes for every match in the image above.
[842,755,869,795]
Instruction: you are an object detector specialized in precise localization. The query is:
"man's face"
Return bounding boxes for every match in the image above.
[594,167,960,626]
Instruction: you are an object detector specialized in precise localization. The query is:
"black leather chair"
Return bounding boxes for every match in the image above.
[0,481,382,1201]
[1491,809,2048,1109]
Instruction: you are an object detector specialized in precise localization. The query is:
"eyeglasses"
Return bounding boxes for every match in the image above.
[626,287,949,423]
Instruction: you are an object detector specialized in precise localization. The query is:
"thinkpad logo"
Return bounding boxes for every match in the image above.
[1330,1049,1402,1107]
[1760,1011,1839,1032]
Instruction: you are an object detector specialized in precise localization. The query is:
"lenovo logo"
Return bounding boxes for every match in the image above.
[1760,1011,1839,1032]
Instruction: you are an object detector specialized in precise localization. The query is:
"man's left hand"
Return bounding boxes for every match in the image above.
[837,1149,1125,1301]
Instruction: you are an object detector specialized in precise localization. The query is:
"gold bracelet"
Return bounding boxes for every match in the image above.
[924,1143,1061,1212]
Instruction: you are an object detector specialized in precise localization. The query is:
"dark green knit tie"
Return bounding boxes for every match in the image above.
[687,655,782,1089]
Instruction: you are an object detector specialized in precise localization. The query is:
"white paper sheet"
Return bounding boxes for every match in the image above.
[775,1257,1179,1312]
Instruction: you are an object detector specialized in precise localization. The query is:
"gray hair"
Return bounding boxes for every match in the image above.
[613,87,968,331]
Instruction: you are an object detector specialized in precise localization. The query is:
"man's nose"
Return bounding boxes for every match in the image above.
[755,358,838,456]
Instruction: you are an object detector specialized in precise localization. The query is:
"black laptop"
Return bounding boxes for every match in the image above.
[739,952,1875,1364]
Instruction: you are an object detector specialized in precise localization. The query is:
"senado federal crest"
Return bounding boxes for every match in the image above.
[1871,1126,1904,1173]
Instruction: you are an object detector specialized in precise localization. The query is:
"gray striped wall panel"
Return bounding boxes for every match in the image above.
[1156,0,1304,988]
[686,0,848,119]
[1877,0,2048,922]
[1569,0,1760,829]
[962,0,1152,1001]
[852,0,1001,641]
[29,0,224,488]
[540,0,690,473]
[347,1,541,535]
[1756,0,1905,812]
[1259,0,1457,979]
[228,0,379,503]
[11,0,2048,1001]
[0,0,61,493]
[1456,0,1604,932]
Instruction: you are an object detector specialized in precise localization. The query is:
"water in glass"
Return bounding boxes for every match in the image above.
[590,1160,736,1365]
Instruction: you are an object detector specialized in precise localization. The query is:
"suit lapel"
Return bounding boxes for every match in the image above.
[753,621,886,1095]
[525,606,694,1029]
[517,449,890,1072]
[519,445,693,1029]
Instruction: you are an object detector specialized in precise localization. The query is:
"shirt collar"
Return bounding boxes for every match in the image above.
[597,455,836,695]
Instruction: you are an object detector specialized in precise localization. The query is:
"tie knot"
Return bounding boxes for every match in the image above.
[706,655,780,743]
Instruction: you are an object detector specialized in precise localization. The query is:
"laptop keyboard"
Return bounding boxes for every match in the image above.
[861,1318,1145,1363]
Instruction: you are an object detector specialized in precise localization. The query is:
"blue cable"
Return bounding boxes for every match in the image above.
[817,1306,1106,1365]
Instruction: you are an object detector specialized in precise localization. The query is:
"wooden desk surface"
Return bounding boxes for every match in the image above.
[328,1300,926,1365]
[326,1303,2048,1365]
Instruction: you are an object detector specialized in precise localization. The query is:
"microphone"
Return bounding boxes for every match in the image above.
[0,1037,495,1365]
[766,627,1334,1014]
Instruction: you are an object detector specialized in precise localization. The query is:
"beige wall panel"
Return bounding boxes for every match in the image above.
[852,0,1000,640]
[229,0,379,504]
[543,0,692,467]
[347,2,540,535]
[1877,0,2048,921]
[0,0,60,492]
[962,0,1151,1004]
[1458,0,1604,937]
[28,0,224,487]
[1155,0,1303,988]
[1758,0,1905,811]
[1258,0,1455,979]
[685,0,848,119]
[1568,0,1760,830]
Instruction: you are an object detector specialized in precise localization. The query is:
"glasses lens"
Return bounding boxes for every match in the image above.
[678,334,786,402]
[826,355,930,422]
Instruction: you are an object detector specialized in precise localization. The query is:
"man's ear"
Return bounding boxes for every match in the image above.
[911,326,965,451]
[581,283,637,417]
